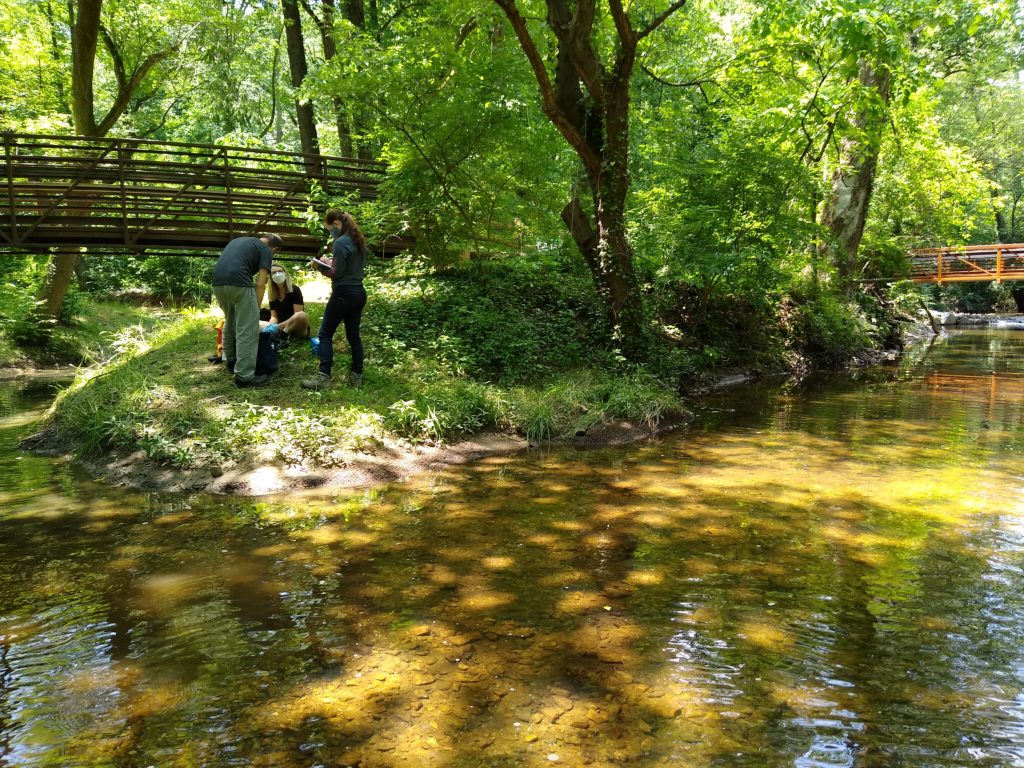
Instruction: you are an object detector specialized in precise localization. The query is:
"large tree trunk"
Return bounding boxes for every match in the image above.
[820,61,892,291]
[281,0,320,163]
[38,0,175,324]
[306,0,354,157]
[37,0,102,324]
[492,0,679,356]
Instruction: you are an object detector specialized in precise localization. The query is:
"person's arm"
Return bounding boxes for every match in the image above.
[269,309,279,323]
[255,268,269,307]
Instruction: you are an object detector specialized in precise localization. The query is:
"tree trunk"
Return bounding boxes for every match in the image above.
[38,0,175,324]
[996,211,1009,243]
[70,0,101,135]
[37,0,103,324]
[492,0,676,357]
[342,0,371,160]
[820,61,892,291]
[281,0,320,163]
[312,0,354,157]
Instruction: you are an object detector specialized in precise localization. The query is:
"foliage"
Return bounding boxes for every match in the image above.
[2,0,1024,380]
[366,255,608,385]
[783,289,874,368]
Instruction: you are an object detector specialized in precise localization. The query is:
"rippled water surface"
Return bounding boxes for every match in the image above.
[4,330,1024,767]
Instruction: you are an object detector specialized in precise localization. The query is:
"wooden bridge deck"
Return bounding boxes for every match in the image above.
[0,133,408,259]
[909,244,1024,284]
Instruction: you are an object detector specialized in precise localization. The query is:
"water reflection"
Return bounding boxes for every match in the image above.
[3,331,1024,765]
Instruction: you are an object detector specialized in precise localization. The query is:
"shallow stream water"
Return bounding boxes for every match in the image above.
[3,330,1024,767]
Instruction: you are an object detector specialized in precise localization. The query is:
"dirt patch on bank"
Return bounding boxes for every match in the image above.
[24,417,689,496]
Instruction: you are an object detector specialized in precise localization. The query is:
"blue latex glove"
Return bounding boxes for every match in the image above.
[262,323,278,335]
[309,337,321,357]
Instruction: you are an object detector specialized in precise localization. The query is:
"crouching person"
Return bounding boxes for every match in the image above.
[212,233,282,388]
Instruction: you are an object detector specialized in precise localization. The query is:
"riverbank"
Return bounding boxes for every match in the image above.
[14,260,914,496]
[19,262,692,494]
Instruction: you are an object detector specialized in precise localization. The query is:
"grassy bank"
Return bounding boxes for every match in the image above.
[40,258,687,471]
[0,298,171,370]
[28,255,907,477]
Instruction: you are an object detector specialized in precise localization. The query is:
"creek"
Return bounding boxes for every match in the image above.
[2,329,1024,767]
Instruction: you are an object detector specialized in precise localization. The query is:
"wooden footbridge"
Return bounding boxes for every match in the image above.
[0,132,407,259]
[909,244,1024,284]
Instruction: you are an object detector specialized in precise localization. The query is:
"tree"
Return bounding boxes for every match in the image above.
[492,0,689,355]
[37,0,177,321]
[817,0,1019,290]
[282,0,321,161]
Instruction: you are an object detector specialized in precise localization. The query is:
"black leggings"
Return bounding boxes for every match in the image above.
[318,284,367,376]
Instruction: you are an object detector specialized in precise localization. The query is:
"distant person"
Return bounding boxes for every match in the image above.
[212,233,281,388]
[303,210,367,390]
[260,262,310,344]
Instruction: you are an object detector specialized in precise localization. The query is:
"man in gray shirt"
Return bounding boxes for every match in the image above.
[212,233,281,387]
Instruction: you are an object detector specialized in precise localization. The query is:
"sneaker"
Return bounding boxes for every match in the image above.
[208,355,222,364]
[348,371,363,388]
[302,372,332,390]
[235,373,269,388]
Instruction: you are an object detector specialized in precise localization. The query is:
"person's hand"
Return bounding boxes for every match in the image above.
[262,323,278,335]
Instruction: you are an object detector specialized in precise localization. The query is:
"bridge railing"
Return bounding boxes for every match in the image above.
[909,243,1024,283]
[1,133,390,258]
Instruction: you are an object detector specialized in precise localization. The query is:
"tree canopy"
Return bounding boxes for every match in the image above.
[2,0,1023,342]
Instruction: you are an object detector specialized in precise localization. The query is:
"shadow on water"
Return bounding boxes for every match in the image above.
[3,331,1024,766]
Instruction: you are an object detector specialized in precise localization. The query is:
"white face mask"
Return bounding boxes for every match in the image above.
[271,272,287,285]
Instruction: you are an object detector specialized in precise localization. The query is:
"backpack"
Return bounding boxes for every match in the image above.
[255,332,279,376]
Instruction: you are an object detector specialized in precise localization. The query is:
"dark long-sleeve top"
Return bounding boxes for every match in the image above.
[314,234,365,287]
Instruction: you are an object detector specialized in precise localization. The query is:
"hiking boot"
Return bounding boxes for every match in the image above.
[208,355,223,364]
[348,371,363,388]
[235,373,269,388]
[302,372,332,390]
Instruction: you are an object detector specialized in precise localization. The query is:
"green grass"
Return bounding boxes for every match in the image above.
[43,260,689,469]
[0,298,171,369]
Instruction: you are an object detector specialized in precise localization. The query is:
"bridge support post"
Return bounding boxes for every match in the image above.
[4,134,13,242]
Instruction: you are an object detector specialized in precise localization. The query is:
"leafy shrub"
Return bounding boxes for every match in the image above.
[784,293,873,367]
[366,257,609,384]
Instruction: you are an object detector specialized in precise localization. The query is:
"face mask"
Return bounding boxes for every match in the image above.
[328,224,342,238]
[271,272,287,285]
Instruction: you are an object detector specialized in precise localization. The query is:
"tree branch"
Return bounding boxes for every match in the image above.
[95,46,176,136]
[297,0,324,31]
[454,17,477,49]
[99,25,127,92]
[493,0,597,169]
[637,0,687,41]
[608,0,634,47]
[546,0,605,105]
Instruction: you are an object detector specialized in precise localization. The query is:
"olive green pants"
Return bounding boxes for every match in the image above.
[213,284,259,381]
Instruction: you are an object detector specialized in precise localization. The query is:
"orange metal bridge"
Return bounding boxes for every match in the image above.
[0,132,407,260]
[909,244,1024,284]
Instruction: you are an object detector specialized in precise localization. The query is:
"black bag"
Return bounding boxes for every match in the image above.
[255,332,279,375]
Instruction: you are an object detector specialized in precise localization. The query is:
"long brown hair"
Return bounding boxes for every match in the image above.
[325,209,366,252]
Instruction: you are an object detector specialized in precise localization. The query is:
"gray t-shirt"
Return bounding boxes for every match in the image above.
[212,237,272,287]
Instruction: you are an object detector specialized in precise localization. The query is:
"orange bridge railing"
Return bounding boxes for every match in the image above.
[909,244,1024,284]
